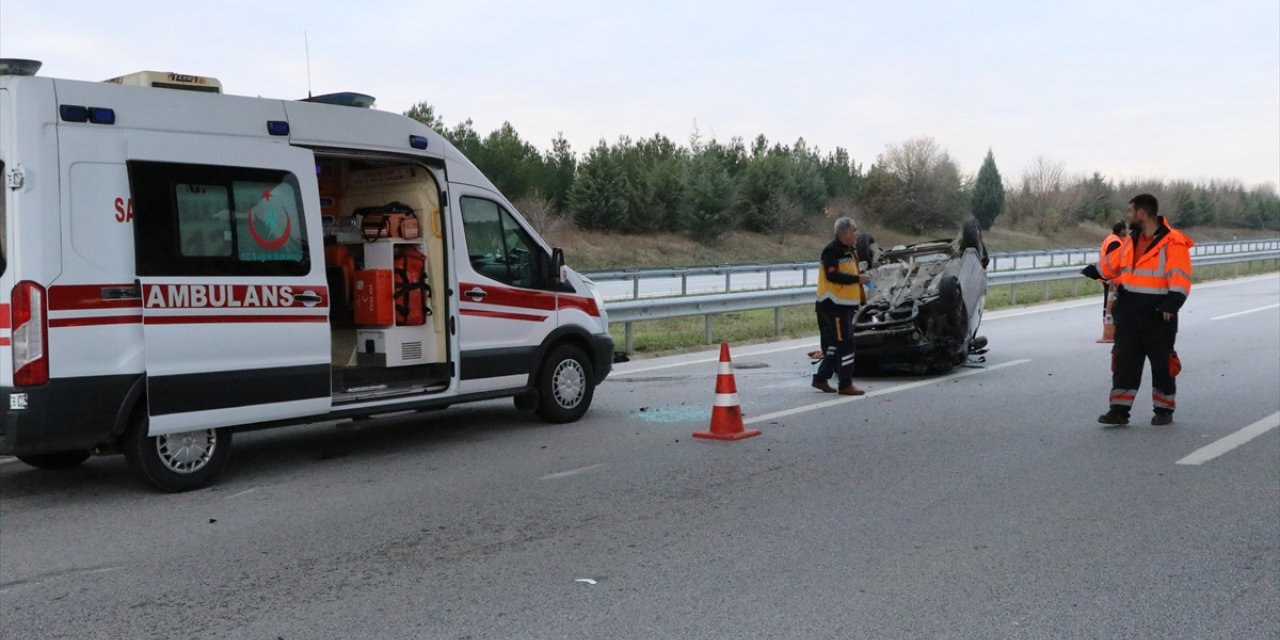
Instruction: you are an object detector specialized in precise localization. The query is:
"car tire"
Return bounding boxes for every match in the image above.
[123,410,232,493]
[17,450,92,470]
[534,344,595,424]
[961,218,990,268]
[961,218,983,252]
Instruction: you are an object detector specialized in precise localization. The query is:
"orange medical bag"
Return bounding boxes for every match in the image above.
[393,246,431,326]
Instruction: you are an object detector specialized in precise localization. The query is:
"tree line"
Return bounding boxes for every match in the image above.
[404,102,1280,239]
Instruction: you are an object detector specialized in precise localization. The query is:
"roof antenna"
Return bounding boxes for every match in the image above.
[304,31,313,99]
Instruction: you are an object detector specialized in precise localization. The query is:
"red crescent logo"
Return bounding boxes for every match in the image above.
[248,205,293,250]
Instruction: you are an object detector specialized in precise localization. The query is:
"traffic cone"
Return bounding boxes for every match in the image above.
[693,342,762,441]
[1097,285,1115,343]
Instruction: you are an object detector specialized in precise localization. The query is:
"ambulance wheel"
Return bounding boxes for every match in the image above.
[535,344,595,424]
[17,450,92,470]
[123,412,232,493]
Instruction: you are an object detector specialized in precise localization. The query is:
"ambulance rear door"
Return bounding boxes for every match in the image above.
[127,135,331,435]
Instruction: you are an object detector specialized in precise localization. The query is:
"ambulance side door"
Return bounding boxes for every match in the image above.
[451,186,557,394]
[128,136,331,435]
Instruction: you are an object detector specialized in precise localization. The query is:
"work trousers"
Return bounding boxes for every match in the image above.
[1109,321,1177,415]
[815,305,857,388]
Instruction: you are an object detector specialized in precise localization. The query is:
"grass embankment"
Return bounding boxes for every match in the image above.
[576,216,1274,355]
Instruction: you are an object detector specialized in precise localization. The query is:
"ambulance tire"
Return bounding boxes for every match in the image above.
[534,344,595,424]
[123,411,232,493]
[17,450,92,470]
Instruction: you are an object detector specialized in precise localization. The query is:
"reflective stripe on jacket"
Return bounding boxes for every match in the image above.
[1100,217,1194,301]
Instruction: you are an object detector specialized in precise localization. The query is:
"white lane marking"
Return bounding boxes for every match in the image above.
[540,463,605,481]
[0,456,17,465]
[613,341,816,376]
[226,488,258,499]
[985,299,1096,320]
[1176,412,1280,466]
[744,359,1032,425]
[1211,303,1280,321]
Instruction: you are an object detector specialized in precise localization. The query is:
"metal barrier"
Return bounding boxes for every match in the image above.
[605,249,1280,353]
[588,238,1280,302]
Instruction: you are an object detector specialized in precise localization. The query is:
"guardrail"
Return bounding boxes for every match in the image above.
[588,238,1280,302]
[605,249,1280,353]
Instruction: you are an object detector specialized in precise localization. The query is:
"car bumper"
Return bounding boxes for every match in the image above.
[1,375,137,455]
[590,332,614,385]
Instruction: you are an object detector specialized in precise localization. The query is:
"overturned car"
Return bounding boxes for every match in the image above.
[854,219,989,373]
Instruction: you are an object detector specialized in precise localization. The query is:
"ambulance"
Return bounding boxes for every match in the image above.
[0,60,613,492]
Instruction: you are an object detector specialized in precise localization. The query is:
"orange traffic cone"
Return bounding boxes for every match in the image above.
[1097,284,1116,344]
[693,343,762,441]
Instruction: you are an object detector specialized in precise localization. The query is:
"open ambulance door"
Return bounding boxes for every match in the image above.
[127,138,331,435]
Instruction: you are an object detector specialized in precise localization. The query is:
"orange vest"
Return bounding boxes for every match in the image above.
[1100,220,1193,298]
[1100,232,1122,259]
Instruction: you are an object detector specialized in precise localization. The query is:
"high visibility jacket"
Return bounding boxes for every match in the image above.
[1099,217,1193,323]
[1100,232,1123,261]
[816,239,865,308]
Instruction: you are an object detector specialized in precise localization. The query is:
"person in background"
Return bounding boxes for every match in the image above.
[1082,194,1193,426]
[1095,220,1127,343]
[813,216,869,396]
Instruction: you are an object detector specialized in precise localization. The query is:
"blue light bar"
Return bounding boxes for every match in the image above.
[267,120,290,136]
[409,135,429,150]
[59,105,88,122]
[87,107,115,125]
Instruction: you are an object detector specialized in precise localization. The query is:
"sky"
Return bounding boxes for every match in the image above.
[2,0,1277,189]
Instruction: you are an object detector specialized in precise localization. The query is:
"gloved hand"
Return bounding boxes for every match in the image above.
[1080,264,1102,281]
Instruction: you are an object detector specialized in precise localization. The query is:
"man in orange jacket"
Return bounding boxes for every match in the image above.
[1083,194,1193,426]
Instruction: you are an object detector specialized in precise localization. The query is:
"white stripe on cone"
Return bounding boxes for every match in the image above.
[714,393,740,407]
[719,362,733,375]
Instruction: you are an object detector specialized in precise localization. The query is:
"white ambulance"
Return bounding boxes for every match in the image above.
[0,60,613,492]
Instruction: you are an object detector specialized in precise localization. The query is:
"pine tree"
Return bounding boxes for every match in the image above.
[403,101,445,130]
[685,149,736,241]
[568,142,628,231]
[971,149,1005,230]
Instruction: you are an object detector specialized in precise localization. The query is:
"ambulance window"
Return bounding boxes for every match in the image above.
[460,197,546,289]
[176,184,233,257]
[130,161,309,277]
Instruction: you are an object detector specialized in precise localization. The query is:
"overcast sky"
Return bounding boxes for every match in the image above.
[3,0,1277,188]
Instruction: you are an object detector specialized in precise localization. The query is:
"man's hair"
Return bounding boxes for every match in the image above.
[834,217,856,235]
[1129,193,1159,217]
[1112,221,1127,234]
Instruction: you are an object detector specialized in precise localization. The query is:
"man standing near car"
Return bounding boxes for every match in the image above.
[813,216,869,396]
[1083,194,1193,426]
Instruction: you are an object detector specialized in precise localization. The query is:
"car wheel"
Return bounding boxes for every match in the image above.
[534,344,595,424]
[123,410,232,493]
[17,450,92,470]
[961,218,983,252]
[961,218,991,268]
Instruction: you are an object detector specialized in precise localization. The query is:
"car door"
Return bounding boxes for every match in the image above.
[128,137,330,435]
[452,187,555,394]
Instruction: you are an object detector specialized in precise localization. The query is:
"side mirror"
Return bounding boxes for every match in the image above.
[552,247,566,284]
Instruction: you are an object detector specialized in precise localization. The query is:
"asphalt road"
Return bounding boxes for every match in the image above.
[2,274,1277,639]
